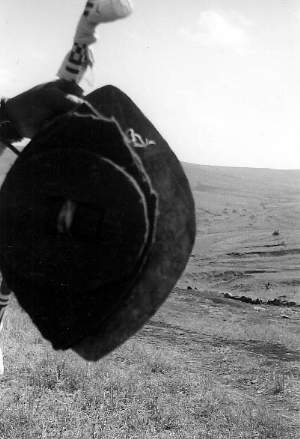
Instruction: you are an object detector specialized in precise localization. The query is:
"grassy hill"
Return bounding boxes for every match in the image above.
[0,153,299,438]
[181,163,300,304]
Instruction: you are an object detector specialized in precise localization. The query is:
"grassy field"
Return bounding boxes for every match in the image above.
[182,163,300,304]
[1,290,299,438]
[0,156,300,438]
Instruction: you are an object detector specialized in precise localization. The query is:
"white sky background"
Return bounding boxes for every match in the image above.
[0,0,300,169]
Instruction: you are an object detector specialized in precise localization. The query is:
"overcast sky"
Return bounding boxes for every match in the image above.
[1,0,300,169]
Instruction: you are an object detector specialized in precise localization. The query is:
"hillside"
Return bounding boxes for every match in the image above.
[0,150,299,303]
[181,163,300,303]
[0,156,298,306]
[0,156,300,437]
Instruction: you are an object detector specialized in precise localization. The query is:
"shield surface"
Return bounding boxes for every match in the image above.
[0,86,195,360]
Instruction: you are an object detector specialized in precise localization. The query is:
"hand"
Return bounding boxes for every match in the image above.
[5,80,85,139]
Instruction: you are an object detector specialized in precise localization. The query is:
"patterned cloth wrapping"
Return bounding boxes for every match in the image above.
[0,279,11,333]
[57,0,98,88]
[57,0,132,89]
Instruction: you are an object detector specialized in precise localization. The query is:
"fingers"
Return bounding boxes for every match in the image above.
[54,79,84,97]
[29,91,85,138]
[5,82,86,138]
[46,87,85,114]
[26,80,84,97]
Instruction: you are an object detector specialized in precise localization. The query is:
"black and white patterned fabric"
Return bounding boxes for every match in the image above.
[0,279,10,332]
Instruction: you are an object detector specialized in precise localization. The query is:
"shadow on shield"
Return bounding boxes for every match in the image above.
[0,85,196,360]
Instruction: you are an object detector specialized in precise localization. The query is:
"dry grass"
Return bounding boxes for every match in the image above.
[0,163,299,438]
[0,296,299,439]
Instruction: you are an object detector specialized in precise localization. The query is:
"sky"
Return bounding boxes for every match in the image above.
[0,0,300,169]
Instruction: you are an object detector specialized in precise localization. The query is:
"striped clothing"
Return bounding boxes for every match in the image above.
[0,279,11,333]
[57,0,132,88]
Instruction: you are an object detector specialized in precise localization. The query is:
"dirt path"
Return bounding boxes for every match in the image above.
[136,287,300,431]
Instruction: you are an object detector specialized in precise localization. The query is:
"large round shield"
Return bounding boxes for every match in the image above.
[0,86,195,360]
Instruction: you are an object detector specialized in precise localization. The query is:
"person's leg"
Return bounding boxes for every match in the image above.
[0,278,11,375]
[57,0,133,87]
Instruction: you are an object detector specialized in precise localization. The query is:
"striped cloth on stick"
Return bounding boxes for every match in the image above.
[0,279,11,332]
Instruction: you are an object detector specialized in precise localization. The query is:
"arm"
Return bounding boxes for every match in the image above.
[0,80,84,146]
